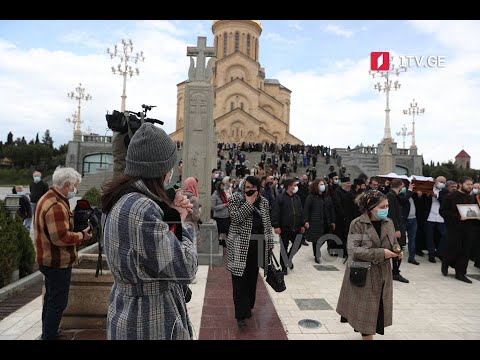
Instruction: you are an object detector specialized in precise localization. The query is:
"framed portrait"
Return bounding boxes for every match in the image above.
[457,204,480,220]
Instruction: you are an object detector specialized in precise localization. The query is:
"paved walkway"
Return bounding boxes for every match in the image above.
[1,240,480,340]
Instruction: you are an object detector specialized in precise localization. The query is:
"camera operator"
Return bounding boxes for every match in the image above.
[101,123,197,340]
[34,166,92,340]
[107,105,163,176]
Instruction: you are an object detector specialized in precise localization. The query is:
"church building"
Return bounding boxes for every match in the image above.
[170,20,303,144]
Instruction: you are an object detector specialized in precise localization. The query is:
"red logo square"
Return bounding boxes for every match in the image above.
[371,52,390,71]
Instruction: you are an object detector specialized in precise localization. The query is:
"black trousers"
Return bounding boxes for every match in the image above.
[39,265,72,340]
[279,229,301,271]
[232,240,260,320]
[392,258,402,275]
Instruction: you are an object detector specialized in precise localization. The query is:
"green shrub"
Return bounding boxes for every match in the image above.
[81,187,102,248]
[15,221,35,278]
[0,201,21,288]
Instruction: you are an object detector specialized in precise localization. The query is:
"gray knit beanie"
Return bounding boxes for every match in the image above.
[125,123,177,179]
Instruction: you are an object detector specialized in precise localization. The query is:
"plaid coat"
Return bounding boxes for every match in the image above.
[104,180,198,340]
[34,187,83,268]
[226,192,274,277]
[336,213,398,335]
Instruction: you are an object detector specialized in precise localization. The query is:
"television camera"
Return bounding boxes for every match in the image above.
[106,104,164,147]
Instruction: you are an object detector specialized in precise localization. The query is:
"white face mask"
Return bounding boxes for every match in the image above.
[67,186,77,199]
[436,182,446,190]
[292,186,299,194]
[164,169,174,189]
[473,188,479,195]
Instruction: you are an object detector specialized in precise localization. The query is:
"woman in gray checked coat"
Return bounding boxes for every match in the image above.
[336,190,402,340]
[101,123,198,340]
[226,176,274,328]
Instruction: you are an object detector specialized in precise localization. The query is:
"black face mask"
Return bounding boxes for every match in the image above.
[245,189,256,197]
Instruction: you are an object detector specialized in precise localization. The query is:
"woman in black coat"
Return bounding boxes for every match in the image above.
[304,179,336,263]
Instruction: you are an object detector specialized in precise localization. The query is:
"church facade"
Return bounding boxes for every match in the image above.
[170,20,303,145]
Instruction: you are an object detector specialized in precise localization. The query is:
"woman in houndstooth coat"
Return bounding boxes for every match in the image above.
[336,190,400,340]
[226,176,274,328]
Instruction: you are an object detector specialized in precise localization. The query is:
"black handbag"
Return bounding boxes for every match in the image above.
[266,250,286,292]
[349,261,371,287]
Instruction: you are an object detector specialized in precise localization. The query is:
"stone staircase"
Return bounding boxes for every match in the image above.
[77,168,113,197]
[219,151,365,180]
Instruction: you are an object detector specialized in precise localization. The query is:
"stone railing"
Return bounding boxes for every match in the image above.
[82,135,112,143]
[348,146,378,155]
[398,148,411,156]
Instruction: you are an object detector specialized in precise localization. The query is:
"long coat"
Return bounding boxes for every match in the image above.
[303,193,335,242]
[226,192,274,277]
[336,213,398,335]
[104,180,198,340]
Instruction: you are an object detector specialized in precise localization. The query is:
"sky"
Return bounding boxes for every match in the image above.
[0,20,479,168]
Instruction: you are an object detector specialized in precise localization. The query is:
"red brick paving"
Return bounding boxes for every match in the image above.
[198,265,288,340]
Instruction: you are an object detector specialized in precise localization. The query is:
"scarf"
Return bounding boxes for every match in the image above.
[183,177,199,198]
[219,190,228,204]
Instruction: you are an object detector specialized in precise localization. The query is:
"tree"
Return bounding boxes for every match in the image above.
[35,133,40,144]
[42,130,54,149]
[21,137,27,145]
[28,139,34,145]
[6,132,13,145]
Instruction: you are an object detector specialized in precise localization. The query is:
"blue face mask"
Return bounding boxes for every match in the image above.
[33,176,41,183]
[400,187,407,194]
[319,185,326,193]
[17,191,24,196]
[333,179,340,185]
[374,208,389,220]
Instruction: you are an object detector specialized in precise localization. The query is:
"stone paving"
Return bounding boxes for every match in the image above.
[1,237,480,340]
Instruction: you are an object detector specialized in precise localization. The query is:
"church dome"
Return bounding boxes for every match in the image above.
[212,20,262,29]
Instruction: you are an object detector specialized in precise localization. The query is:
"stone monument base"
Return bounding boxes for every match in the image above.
[198,220,223,266]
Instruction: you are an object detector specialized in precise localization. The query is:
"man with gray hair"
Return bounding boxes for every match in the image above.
[446,180,458,193]
[34,166,92,340]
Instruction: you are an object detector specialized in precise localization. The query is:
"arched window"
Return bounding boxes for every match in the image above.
[246,34,251,56]
[223,32,227,57]
[83,153,113,174]
[231,102,234,111]
[255,38,259,60]
[235,31,239,52]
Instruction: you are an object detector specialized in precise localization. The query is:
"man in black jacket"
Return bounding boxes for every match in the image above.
[29,171,49,226]
[271,179,306,275]
[296,175,310,246]
[387,179,409,283]
[331,176,351,257]
[439,177,476,283]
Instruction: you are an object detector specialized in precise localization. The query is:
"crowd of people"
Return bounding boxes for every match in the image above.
[27,129,479,340]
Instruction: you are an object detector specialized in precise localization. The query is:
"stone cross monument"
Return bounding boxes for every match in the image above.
[182,36,222,265]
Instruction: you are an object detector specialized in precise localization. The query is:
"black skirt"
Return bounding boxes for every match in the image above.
[215,217,231,234]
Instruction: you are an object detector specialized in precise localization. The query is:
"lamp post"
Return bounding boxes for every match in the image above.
[66,111,81,136]
[396,124,412,150]
[107,39,144,112]
[369,64,407,143]
[67,83,92,141]
[403,98,425,150]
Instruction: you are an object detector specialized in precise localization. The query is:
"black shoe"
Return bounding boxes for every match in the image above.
[301,240,309,246]
[314,257,321,264]
[237,319,247,328]
[289,262,294,270]
[455,274,472,284]
[393,274,410,283]
[441,261,448,276]
[428,256,436,263]
[282,268,288,275]
[408,259,420,265]
[415,250,425,257]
